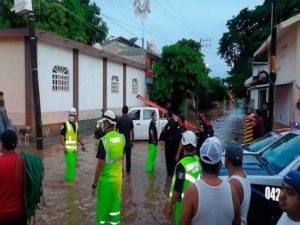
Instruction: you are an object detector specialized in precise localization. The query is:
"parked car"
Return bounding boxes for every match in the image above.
[95,107,168,140]
[127,107,168,140]
[242,128,291,153]
[221,129,300,225]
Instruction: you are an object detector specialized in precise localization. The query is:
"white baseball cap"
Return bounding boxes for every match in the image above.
[200,136,223,165]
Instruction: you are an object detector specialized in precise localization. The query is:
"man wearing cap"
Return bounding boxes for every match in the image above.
[225,143,251,225]
[277,170,300,224]
[169,131,201,225]
[180,137,241,225]
[0,130,26,225]
[92,110,125,225]
[59,107,86,183]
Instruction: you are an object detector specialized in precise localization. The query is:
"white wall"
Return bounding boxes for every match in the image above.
[252,64,268,76]
[107,61,123,109]
[126,66,146,107]
[37,41,73,123]
[79,53,103,111]
[0,38,25,125]
[276,27,297,85]
[250,89,258,109]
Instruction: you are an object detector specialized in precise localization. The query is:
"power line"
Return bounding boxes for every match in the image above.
[52,2,109,36]
[102,13,173,43]
[165,0,199,34]
[100,0,174,44]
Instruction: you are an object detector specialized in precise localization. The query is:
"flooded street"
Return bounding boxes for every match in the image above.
[28,100,244,225]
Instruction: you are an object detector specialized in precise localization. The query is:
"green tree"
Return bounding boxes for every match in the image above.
[152,39,209,112]
[0,0,108,44]
[219,0,300,97]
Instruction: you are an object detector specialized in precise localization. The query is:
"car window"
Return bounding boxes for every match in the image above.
[128,110,140,120]
[143,109,156,120]
[262,133,300,173]
[248,133,276,152]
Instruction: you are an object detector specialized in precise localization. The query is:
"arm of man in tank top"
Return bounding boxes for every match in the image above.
[231,185,241,225]
[229,178,244,205]
[179,183,198,225]
[92,141,105,197]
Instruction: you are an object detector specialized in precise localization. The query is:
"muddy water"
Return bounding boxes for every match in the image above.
[29,100,244,225]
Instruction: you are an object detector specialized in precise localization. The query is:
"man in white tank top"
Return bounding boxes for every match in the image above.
[180,137,241,225]
[225,143,251,225]
[277,170,300,225]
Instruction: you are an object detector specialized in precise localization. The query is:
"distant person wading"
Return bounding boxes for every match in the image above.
[60,107,86,183]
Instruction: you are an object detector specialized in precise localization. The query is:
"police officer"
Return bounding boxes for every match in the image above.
[59,107,85,183]
[169,131,201,225]
[92,110,125,225]
[164,110,178,177]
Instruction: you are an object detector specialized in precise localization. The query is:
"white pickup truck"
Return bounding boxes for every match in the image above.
[127,107,168,140]
[95,107,168,140]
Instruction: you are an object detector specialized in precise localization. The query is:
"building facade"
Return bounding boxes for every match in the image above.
[0,29,149,133]
[251,14,300,128]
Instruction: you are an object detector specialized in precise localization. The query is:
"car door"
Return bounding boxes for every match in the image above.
[128,109,142,140]
[142,108,157,139]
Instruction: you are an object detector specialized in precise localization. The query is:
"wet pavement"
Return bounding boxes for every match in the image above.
[23,100,244,225]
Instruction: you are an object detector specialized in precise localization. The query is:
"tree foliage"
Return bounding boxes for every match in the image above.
[219,0,300,97]
[0,0,108,44]
[152,39,227,112]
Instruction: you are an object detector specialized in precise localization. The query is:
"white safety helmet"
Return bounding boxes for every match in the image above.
[101,109,117,125]
[69,107,77,116]
[181,130,197,147]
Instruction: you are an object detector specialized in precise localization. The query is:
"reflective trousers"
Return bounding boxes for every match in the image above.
[96,178,122,225]
[64,151,77,182]
[146,144,157,172]
[174,200,182,225]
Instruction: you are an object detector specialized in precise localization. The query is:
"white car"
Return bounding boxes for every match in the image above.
[95,107,168,140]
[127,107,168,140]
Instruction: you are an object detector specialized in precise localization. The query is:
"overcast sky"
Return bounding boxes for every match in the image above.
[95,0,265,78]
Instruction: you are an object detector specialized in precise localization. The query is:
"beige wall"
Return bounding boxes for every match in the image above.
[0,37,25,125]
[276,26,297,85]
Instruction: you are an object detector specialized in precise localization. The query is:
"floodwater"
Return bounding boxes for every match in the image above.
[26,100,244,225]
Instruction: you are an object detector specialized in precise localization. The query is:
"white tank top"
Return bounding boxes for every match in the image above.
[228,175,251,225]
[277,213,300,225]
[191,179,234,225]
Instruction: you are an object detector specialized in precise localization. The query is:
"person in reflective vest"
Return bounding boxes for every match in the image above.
[92,110,125,225]
[168,130,201,225]
[59,107,86,182]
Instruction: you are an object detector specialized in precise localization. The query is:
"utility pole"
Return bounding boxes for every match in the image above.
[28,11,43,149]
[269,0,277,130]
[12,0,44,149]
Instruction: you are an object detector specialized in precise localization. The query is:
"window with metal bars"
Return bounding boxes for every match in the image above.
[132,78,138,94]
[111,75,119,93]
[52,65,69,91]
